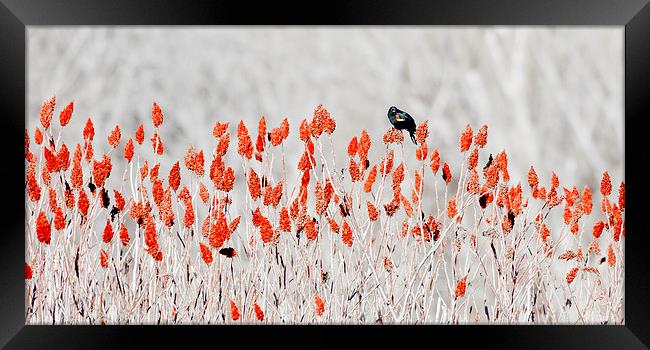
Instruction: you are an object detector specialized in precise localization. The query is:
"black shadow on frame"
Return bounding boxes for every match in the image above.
[0,0,648,349]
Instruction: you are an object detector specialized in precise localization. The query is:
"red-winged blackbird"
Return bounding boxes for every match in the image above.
[387,106,417,144]
[219,247,236,258]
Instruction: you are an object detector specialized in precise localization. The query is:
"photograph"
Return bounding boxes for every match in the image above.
[24,27,624,325]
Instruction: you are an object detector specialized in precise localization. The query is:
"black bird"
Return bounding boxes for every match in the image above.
[387,106,417,144]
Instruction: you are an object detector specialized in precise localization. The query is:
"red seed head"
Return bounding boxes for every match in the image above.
[92,154,113,188]
[611,204,623,242]
[107,124,121,148]
[416,143,428,161]
[364,165,377,193]
[311,104,332,137]
[379,149,394,176]
[447,198,457,219]
[304,218,318,241]
[474,124,488,148]
[256,212,275,244]
[507,183,523,216]
[279,207,291,232]
[391,163,405,194]
[78,190,89,217]
[199,182,210,204]
[216,133,231,158]
[41,163,51,186]
[341,220,353,247]
[40,96,56,130]
[467,169,479,194]
[255,116,266,153]
[199,242,213,265]
[600,171,612,196]
[618,181,625,211]
[53,207,65,230]
[315,294,325,316]
[44,146,59,173]
[207,214,227,248]
[297,150,316,171]
[183,201,195,228]
[135,124,145,145]
[467,148,478,169]
[269,118,290,146]
[56,143,70,171]
[168,161,181,191]
[59,101,74,127]
[48,188,58,210]
[36,211,51,244]
[254,303,265,321]
[430,149,440,175]
[119,223,129,246]
[280,118,290,140]
[34,128,43,145]
[607,244,616,266]
[347,136,359,157]
[237,121,254,159]
[230,300,240,321]
[454,276,467,298]
[124,138,134,162]
[151,101,163,128]
[217,167,235,192]
[383,128,404,144]
[213,121,229,139]
[349,158,361,182]
[592,220,605,238]
[566,267,579,284]
[83,118,95,141]
[247,169,262,200]
[460,124,473,152]
[359,130,371,161]
[400,194,413,218]
[327,216,340,233]
[540,224,550,242]
[25,263,33,280]
[263,181,283,208]
[528,166,539,189]
[150,132,164,155]
[27,162,41,202]
[299,119,311,142]
[442,162,452,185]
[102,219,114,243]
[551,172,560,189]
[415,120,429,144]
[64,188,75,209]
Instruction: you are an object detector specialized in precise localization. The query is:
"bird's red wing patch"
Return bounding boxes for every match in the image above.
[395,114,405,121]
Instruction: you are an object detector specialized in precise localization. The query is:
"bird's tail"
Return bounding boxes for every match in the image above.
[409,130,417,145]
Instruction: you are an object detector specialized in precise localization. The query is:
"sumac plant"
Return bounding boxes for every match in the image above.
[25,97,624,324]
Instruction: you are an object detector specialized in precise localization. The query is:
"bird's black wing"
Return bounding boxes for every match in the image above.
[407,116,417,130]
[402,112,416,131]
[402,112,418,144]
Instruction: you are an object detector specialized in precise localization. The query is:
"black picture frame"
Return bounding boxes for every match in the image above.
[1,0,649,348]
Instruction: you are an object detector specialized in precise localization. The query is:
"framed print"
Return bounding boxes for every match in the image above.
[1,0,649,348]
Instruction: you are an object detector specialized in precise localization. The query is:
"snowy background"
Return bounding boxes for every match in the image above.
[27,27,623,197]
